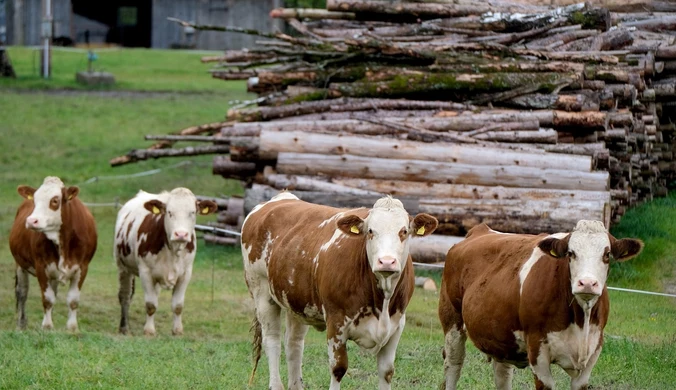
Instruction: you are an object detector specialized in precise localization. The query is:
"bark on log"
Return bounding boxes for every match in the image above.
[276,153,610,191]
[472,129,558,143]
[330,178,611,202]
[110,145,230,166]
[203,234,239,246]
[257,130,589,170]
[144,135,229,143]
[244,184,419,215]
[410,235,464,264]
[227,98,472,122]
[327,0,539,19]
[503,92,600,111]
[328,72,578,99]
[212,155,258,180]
[421,198,608,235]
[264,173,381,195]
[270,8,356,20]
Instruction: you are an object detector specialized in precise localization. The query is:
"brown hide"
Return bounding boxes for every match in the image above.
[439,224,609,368]
[136,213,169,257]
[242,199,415,329]
[9,196,98,287]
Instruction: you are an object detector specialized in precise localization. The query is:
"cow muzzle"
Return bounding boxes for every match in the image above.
[25,217,44,231]
[373,256,400,276]
[171,230,191,242]
[573,278,602,301]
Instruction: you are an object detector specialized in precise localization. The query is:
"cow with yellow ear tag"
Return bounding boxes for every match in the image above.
[114,187,217,336]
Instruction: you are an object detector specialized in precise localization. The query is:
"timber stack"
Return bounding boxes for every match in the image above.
[112,0,676,254]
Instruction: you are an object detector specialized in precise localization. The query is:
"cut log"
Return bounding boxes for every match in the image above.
[227,98,472,122]
[203,234,239,246]
[270,8,356,20]
[276,153,610,191]
[244,184,419,215]
[212,155,258,181]
[326,0,542,19]
[264,173,381,195]
[410,234,464,264]
[414,277,438,292]
[257,130,590,170]
[110,145,230,167]
[328,72,578,99]
[503,92,600,111]
[421,198,608,235]
[144,135,229,143]
[472,129,558,143]
[330,178,611,202]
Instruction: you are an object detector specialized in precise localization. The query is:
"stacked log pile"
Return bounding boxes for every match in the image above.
[113,0,676,254]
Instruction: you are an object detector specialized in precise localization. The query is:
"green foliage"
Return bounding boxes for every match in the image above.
[0,47,249,93]
[284,0,326,9]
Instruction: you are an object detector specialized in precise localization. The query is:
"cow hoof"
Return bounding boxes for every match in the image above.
[172,328,184,336]
[67,322,79,333]
[42,324,54,330]
[144,329,156,337]
[119,327,129,335]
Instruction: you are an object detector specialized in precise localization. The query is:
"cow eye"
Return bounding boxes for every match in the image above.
[568,251,575,259]
[168,211,173,218]
[368,228,373,234]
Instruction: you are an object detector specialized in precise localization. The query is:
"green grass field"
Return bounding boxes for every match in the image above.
[0,50,675,389]
[1,47,244,93]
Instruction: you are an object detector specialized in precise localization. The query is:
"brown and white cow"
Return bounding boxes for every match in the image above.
[439,221,644,390]
[114,188,217,336]
[9,176,98,331]
[242,193,438,390]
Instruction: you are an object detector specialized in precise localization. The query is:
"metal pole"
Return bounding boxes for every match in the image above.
[42,0,52,78]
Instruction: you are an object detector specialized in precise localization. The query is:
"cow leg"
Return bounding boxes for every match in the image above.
[118,269,134,335]
[171,269,192,336]
[442,324,467,390]
[36,267,56,330]
[327,319,349,390]
[570,346,601,390]
[529,337,554,390]
[256,293,283,390]
[66,266,84,332]
[492,360,514,390]
[376,314,405,390]
[139,269,160,336]
[285,314,309,390]
[15,267,29,330]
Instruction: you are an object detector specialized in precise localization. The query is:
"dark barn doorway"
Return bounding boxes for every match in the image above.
[72,1,152,47]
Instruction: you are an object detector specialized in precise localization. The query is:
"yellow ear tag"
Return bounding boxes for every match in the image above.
[350,226,360,234]
[202,207,210,214]
[27,195,33,200]
[417,226,425,235]
[68,194,73,200]
[152,206,160,215]
[550,249,557,257]
[621,250,629,257]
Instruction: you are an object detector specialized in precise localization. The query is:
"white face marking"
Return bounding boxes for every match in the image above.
[163,188,198,244]
[519,233,567,295]
[26,177,64,236]
[363,197,412,275]
[567,221,611,297]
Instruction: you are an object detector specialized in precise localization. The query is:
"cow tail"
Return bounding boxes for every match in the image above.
[248,311,262,386]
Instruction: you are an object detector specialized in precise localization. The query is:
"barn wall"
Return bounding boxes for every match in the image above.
[6,0,72,45]
[152,0,284,50]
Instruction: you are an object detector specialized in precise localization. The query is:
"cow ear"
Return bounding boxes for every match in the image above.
[144,200,166,215]
[197,200,218,215]
[337,214,364,236]
[17,185,36,200]
[410,213,438,237]
[610,238,644,263]
[65,186,79,201]
[538,235,570,258]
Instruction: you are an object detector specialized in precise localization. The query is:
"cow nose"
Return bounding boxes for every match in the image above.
[26,217,39,227]
[374,256,399,274]
[575,278,600,298]
[173,231,189,241]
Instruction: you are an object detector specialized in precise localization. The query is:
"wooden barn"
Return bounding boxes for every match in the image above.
[4,0,284,49]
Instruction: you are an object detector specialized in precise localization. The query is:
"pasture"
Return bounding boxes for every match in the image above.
[1,49,675,389]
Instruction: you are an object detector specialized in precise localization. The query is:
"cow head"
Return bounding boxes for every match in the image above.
[538,220,643,306]
[143,188,217,246]
[337,196,438,286]
[18,176,79,235]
